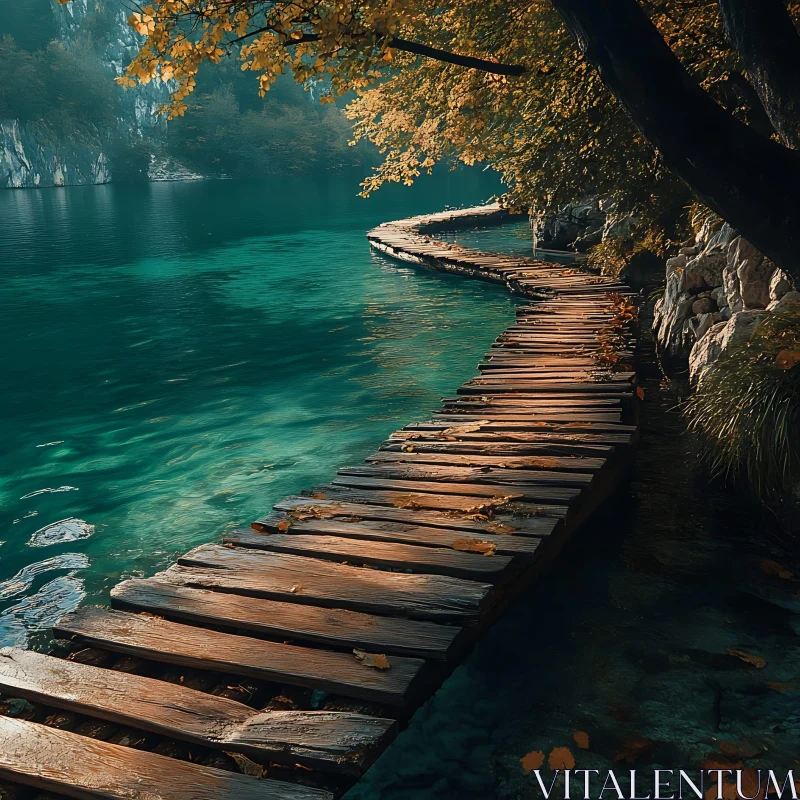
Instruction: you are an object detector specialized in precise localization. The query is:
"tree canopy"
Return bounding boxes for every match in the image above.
[98,0,800,279]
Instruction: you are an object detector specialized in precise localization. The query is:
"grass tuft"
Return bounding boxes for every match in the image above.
[685,309,800,501]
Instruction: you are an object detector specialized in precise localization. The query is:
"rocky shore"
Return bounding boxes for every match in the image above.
[653,220,798,379]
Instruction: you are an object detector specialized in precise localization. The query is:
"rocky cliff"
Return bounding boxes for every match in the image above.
[653,219,799,378]
[0,0,172,189]
[535,197,636,252]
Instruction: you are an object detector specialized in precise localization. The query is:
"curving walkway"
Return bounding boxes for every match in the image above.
[0,206,638,800]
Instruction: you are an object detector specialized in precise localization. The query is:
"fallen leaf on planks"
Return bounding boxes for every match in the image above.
[484,522,518,535]
[440,420,491,437]
[452,538,497,556]
[353,649,391,669]
[392,494,421,510]
[288,504,346,521]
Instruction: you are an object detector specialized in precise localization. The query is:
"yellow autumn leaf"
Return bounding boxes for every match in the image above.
[353,649,391,669]
[452,538,497,556]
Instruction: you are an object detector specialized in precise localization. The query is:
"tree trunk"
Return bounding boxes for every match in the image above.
[550,0,800,281]
[719,0,800,150]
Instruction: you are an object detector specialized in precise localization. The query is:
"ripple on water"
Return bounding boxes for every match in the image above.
[19,486,79,500]
[0,575,86,648]
[0,553,90,601]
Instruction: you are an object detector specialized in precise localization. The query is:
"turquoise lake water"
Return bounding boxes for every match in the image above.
[0,170,516,648]
[3,171,797,800]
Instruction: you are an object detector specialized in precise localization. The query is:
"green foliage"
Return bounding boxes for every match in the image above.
[1,0,58,51]
[165,76,373,178]
[0,34,117,136]
[686,310,800,502]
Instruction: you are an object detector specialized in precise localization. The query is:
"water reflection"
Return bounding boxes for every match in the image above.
[346,385,798,799]
[0,170,514,648]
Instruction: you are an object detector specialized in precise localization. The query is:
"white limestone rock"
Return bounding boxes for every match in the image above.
[767,290,800,313]
[728,236,773,309]
[678,248,727,293]
[689,310,768,382]
[769,268,793,302]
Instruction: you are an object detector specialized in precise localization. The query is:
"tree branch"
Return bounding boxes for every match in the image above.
[227,27,525,76]
[389,37,525,76]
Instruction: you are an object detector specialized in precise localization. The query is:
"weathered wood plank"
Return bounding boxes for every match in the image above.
[223,529,514,581]
[112,578,460,660]
[175,543,494,620]
[329,474,581,503]
[54,607,426,706]
[0,716,332,800]
[441,396,622,408]
[404,419,634,434]
[365,450,606,472]
[338,463,592,487]
[310,484,569,519]
[0,647,396,775]
[248,513,546,558]
[267,496,558,536]
[390,429,632,447]
[379,439,613,457]
[431,412,623,423]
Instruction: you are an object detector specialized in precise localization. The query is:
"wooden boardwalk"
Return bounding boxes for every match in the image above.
[0,205,638,800]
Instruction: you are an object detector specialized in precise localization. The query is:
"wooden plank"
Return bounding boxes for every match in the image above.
[379,439,613,457]
[330,474,581,502]
[175,543,494,620]
[223,530,514,581]
[441,396,622,408]
[463,372,634,384]
[0,647,396,775]
[0,716,331,800]
[338,463,592,487]
[404,419,633,434]
[431,412,622,423]
[54,607,426,706]
[267,496,559,537]
[365,450,606,472]
[112,579,460,660]
[248,513,545,558]
[390,429,632,447]
[310,485,569,519]
[457,381,633,395]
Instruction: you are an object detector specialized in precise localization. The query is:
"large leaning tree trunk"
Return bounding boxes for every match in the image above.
[718,0,800,150]
[549,0,800,282]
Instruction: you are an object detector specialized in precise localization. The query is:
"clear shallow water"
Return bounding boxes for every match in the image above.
[3,172,797,796]
[0,170,516,648]
[436,218,578,262]
[346,312,800,796]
